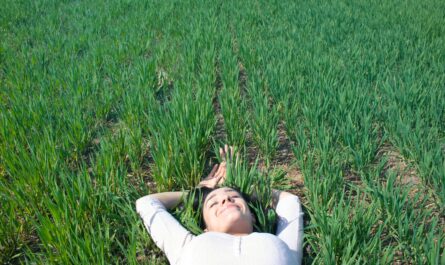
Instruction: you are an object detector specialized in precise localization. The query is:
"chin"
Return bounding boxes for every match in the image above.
[221,214,252,232]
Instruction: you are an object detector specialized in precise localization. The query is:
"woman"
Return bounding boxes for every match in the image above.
[136,146,304,265]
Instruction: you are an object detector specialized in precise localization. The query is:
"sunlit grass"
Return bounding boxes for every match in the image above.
[1,0,444,264]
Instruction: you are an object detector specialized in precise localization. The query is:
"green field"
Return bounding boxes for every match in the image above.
[1,0,444,264]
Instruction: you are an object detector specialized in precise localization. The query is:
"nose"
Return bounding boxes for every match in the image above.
[221,195,234,205]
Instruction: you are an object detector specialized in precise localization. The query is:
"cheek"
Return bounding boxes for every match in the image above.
[237,200,250,213]
[202,208,214,228]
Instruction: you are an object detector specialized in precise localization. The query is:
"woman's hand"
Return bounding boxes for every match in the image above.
[198,163,226,188]
[198,145,238,188]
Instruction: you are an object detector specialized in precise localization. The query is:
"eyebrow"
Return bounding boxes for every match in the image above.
[205,188,237,206]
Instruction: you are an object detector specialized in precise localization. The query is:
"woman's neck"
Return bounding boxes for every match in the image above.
[229,232,250,236]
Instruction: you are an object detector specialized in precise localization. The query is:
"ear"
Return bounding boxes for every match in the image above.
[204,228,208,232]
[251,213,256,224]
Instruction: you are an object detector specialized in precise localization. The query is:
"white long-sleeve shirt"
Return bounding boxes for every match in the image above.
[136,194,304,265]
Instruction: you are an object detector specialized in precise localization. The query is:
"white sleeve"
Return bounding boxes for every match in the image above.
[275,194,304,263]
[136,196,194,265]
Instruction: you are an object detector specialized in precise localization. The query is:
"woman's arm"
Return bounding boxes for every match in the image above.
[146,144,234,207]
[143,160,228,209]
[135,145,235,263]
[135,194,193,265]
[144,191,187,210]
[272,189,294,208]
[272,189,304,264]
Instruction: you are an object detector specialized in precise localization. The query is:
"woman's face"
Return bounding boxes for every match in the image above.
[202,187,253,235]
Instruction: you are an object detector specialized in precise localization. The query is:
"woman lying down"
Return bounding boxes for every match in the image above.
[136,146,304,265]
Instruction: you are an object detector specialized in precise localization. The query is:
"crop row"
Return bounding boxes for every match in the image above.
[1,0,444,264]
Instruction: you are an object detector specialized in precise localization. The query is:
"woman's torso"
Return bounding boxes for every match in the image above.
[178,232,298,265]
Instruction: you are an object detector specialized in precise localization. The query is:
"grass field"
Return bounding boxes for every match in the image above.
[1,0,444,264]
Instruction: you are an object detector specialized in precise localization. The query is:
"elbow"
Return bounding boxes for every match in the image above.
[136,194,165,214]
[135,197,143,213]
[135,195,151,213]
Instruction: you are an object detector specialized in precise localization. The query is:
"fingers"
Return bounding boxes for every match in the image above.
[219,147,225,161]
[229,146,235,160]
[216,175,225,186]
[214,162,226,177]
[199,175,222,189]
[204,164,219,180]
[216,175,223,183]
[215,162,227,186]
[220,144,236,162]
[225,144,234,160]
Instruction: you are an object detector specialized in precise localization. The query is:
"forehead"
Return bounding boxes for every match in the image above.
[205,188,240,202]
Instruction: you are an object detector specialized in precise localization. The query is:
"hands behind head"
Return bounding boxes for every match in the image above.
[197,145,239,189]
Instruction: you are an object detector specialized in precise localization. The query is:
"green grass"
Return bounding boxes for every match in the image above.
[1,0,444,264]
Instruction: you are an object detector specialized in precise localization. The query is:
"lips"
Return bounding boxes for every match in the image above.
[219,204,240,216]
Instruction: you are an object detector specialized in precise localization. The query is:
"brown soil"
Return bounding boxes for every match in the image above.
[212,57,227,143]
[244,120,306,201]
[376,143,445,250]
[274,121,296,165]
[378,143,422,195]
[281,164,306,201]
[238,62,248,96]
